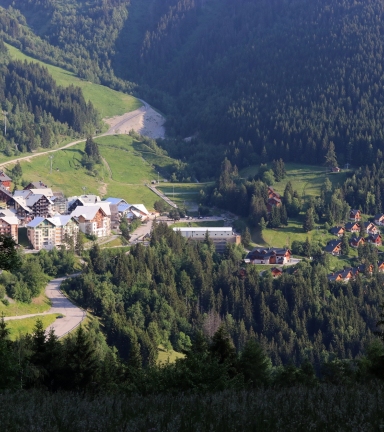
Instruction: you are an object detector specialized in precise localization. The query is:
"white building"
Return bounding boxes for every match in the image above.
[27,215,79,250]
[71,205,110,238]
[172,227,234,239]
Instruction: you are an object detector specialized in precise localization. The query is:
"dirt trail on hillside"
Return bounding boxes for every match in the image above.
[103,99,165,139]
[0,98,165,168]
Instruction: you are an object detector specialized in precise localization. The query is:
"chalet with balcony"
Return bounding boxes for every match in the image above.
[378,261,384,272]
[71,205,110,238]
[362,222,378,235]
[349,210,361,221]
[374,214,384,226]
[26,194,53,218]
[330,226,345,237]
[0,171,11,191]
[325,239,342,255]
[246,247,291,264]
[345,222,360,233]
[367,233,382,246]
[350,236,365,248]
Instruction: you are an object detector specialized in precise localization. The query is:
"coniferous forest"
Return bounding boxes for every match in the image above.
[3,0,384,429]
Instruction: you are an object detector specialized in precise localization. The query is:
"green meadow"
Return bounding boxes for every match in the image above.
[6,314,62,341]
[6,135,179,209]
[240,162,350,200]
[5,43,142,118]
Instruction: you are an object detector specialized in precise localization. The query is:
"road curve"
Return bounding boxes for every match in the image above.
[0,98,153,168]
[4,273,85,339]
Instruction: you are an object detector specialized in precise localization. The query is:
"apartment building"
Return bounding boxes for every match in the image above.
[0,216,18,243]
[27,215,79,250]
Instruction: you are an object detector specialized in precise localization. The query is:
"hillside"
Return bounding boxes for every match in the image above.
[5,134,178,209]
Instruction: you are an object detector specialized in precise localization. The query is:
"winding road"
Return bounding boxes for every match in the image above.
[0,98,163,168]
[4,273,85,339]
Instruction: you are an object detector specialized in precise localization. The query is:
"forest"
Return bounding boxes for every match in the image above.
[4,0,384,179]
[0,40,100,154]
[56,222,384,370]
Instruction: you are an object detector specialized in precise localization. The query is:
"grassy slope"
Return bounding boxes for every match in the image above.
[7,135,178,209]
[6,314,62,341]
[5,43,142,118]
[240,163,350,200]
[0,292,51,317]
[157,344,185,365]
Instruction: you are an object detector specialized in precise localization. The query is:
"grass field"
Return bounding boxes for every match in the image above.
[5,135,181,209]
[5,43,142,118]
[0,292,51,317]
[6,314,62,340]
[240,163,351,201]
[100,237,124,248]
[157,344,185,365]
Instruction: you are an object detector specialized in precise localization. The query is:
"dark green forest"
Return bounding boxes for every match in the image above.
[60,222,384,369]
[5,0,384,178]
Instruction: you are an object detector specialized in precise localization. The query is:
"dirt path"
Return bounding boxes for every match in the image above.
[0,98,165,168]
[4,273,85,339]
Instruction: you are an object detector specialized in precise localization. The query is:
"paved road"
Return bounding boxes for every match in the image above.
[0,99,154,168]
[4,273,85,339]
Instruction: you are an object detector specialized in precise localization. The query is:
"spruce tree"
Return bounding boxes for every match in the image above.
[241,227,251,248]
[341,232,350,255]
[303,208,315,232]
[237,340,270,387]
[325,141,338,167]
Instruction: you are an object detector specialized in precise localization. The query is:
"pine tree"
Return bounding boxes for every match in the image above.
[75,230,84,255]
[269,206,281,228]
[128,337,142,370]
[281,205,288,226]
[325,141,338,168]
[341,232,349,255]
[210,326,236,365]
[303,208,315,232]
[258,217,267,231]
[241,227,251,248]
[237,340,270,387]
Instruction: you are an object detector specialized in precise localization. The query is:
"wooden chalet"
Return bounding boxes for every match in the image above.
[0,184,13,205]
[324,239,342,255]
[350,236,365,248]
[362,222,378,235]
[24,181,47,190]
[349,210,361,221]
[345,222,360,233]
[332,167,341,173]
[0,171,11,191]
[378,261,384,272]
[367,233,382,246]
[26,194,53,218]
[330,226,345,237]
[267,187,282,214]
[246,247,291,264]
[374,214,384,226]
[271,267,283,278]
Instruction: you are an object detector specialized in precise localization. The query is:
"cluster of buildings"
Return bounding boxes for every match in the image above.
[0,171,150,250]
[325,210,384,255]
[327,262,381,282]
